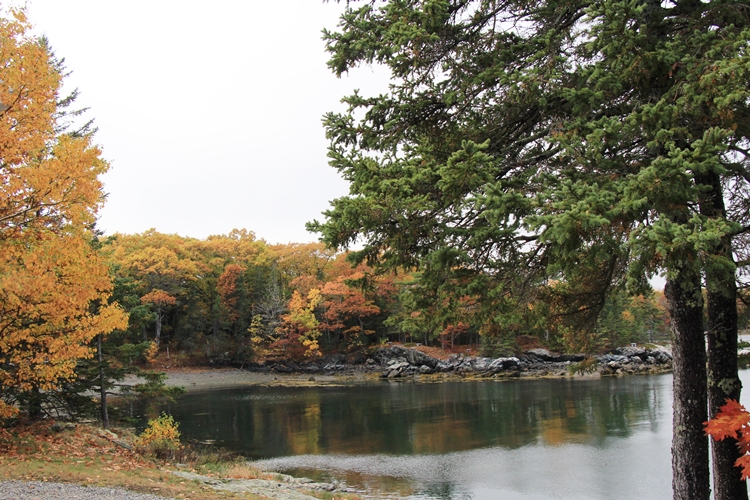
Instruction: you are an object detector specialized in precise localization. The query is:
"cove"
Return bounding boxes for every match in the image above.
[147,371,750,499]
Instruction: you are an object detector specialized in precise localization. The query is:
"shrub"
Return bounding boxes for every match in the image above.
[134,413,181,460]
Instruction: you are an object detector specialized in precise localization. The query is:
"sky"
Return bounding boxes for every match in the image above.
[23,0,391,244]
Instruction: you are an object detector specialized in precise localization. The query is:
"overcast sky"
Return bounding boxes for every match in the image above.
[23,1,390,244]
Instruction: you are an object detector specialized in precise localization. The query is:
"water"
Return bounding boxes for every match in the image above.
[146,372,750,499]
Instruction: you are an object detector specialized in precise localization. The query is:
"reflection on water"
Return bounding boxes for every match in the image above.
[161,378,665,457]
[145,373,750,499]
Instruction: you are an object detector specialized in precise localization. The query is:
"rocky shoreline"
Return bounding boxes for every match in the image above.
[239,344,673,380]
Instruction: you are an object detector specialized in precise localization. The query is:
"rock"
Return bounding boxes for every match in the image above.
[646,345,673,362]
[373,345,441,368]
[491,356,521,370]
[387,361,410,371]
[525,348,560,361]
[615,346,646,357]
[419,364,432,374]
[436,361,452,372]
[474,357,491,371]
[599,354,628,363]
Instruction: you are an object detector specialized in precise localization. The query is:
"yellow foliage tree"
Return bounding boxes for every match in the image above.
[283,289,323,357]
[0,9,127,418]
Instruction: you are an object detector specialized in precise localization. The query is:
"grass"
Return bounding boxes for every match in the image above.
[0,420,365,500]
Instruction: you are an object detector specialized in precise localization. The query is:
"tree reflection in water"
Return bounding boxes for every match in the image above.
[144,374,681,499]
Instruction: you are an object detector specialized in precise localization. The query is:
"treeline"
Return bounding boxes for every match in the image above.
[101,229,675,364]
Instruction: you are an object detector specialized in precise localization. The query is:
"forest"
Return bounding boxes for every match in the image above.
[101,228,679,365]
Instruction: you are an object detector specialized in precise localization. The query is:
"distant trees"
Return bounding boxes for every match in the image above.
[102,230,668,364]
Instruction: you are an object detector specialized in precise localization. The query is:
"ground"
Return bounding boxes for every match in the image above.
[0,420,366,500]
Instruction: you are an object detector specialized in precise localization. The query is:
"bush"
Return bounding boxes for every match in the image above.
[134,413,181,460]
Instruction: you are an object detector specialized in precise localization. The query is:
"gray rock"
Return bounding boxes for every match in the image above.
[615,346,646,357]
[374,345,440,368]
[387,361,410,371]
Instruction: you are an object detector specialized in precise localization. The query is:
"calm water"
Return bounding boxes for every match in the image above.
[148,372,750,500]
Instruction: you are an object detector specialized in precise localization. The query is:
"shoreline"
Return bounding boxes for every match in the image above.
[158,368,366,391]
[142,344,673,392]
[155,367,663,393]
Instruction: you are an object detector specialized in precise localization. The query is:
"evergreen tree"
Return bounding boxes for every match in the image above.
[311,1,750,497]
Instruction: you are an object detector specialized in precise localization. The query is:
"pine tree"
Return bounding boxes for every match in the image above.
[311,1,750,497]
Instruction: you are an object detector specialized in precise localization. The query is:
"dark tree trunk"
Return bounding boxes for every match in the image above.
[98,334,109,429]
[27,386,42,420]
[699,171,747,500]
[707,280,746,499]
[665,271,710,500]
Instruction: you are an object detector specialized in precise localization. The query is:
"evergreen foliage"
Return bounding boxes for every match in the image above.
[310,1,750,498]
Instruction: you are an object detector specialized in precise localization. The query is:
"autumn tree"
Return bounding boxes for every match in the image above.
[105,230,280,363]
[272,242,336,288]
[318,272,380,347]
[278,289,324,359]
[194,230,271,341]
[109,231,198,347]
[311,1,750,497]
[0,9,127,418]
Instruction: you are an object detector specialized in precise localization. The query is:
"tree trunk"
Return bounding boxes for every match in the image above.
[98,334,109,429]
[706,280,746,499]
[155,308,162,348]
[665,271,710,500]
[697,170,747,500]
[27,386,42,420]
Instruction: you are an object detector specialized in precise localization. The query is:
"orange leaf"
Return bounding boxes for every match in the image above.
[704,399,750,441]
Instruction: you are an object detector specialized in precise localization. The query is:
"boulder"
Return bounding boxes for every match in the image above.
[615,346,646,358]
[373,345,441,368]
